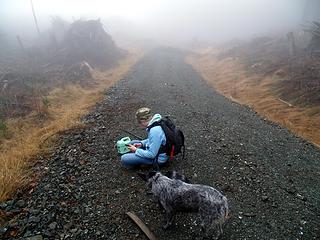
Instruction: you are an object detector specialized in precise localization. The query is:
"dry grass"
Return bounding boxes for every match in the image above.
[186,48,320,148]
[0,51,142,201]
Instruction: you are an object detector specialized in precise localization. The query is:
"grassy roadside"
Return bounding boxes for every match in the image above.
[186,48,320,148]
[0,51,142,202]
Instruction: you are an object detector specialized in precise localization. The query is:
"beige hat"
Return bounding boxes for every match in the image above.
[135,107,151,121]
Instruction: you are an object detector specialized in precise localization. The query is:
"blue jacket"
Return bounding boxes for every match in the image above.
[135,114,168,163]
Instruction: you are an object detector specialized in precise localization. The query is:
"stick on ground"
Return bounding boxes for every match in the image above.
[278,98,293,107]
[126,211,158,240]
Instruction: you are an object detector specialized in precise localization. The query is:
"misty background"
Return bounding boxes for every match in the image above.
[0,0,319,49]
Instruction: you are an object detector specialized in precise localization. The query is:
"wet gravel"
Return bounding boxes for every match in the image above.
[1,47,320,239]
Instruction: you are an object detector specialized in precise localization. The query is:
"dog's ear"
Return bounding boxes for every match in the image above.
[137,172,148,182]
[184,177,191,183]
[148,170,158,179]
[164,170,173,178]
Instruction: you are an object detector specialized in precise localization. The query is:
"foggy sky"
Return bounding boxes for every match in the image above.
[0,0,310,48]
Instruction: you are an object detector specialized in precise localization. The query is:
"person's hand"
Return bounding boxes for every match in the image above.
[127,144,137,152]
[133,143,142,148]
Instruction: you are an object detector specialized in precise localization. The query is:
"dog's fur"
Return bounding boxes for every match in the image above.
[139,171,229,237]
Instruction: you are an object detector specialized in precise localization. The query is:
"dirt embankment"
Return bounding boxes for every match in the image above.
[0,51,142,202]
[0,18,140,202]
[187,48,320,148]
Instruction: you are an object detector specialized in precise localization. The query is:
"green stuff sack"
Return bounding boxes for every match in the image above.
[117,137,131,154]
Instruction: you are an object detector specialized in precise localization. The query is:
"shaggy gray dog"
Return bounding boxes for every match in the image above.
[139,171,229,238]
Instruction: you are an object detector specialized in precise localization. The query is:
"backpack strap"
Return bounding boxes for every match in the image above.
[169,145,175,161]
[147,120,168,154]
[147,120,165,170]
[147,120,161,131]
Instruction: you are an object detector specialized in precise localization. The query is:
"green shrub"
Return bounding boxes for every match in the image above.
[42,96,50,109]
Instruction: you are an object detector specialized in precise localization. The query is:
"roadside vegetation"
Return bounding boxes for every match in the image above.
[0,17,142,201]
[0,52,140,201]
[187,34,320,148]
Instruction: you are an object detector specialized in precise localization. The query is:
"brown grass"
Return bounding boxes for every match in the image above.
[186,48,320,148]
[0,51,142,202]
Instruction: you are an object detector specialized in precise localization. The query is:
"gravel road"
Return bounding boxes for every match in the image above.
[1,47,320,240]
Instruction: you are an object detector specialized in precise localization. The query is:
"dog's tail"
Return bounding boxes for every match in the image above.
[216,196,229,235]
[216,197,229,222]
[223,196,230,220]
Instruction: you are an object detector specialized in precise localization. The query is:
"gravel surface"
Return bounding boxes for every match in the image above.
[1,47,320,240]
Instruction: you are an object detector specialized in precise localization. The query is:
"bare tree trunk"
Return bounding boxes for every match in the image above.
[30,0,40,36]
[287,32,297,56]
[16,35,25,52]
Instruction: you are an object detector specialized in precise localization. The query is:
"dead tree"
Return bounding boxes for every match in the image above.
[303,21,320,56]
[30,0,40,36]
[287,32,297,56]
[16,35,25,52]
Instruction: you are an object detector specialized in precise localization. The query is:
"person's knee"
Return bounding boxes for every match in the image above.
[121,154,130,165]
[121,153,137,168]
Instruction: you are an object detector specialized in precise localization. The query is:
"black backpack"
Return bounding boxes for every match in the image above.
[147,116,185,162]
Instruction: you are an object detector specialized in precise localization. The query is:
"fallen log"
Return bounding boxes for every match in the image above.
[126,211,158,240]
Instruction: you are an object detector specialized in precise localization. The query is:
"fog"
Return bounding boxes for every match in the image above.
[0,0,316,49]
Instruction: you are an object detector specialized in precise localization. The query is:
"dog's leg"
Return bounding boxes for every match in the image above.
[161,201,174,229]
[207,220,223,240]
[218,221,223,235]
[215,218,224,239]
[200,226,211,240]
[163,210,173,229]
[158,199,165,210]
[200,215,208,237]
[201,224,207,234]
[200,209,213,239]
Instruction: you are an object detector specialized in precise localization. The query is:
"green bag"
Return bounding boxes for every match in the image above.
[117,137,131,154]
